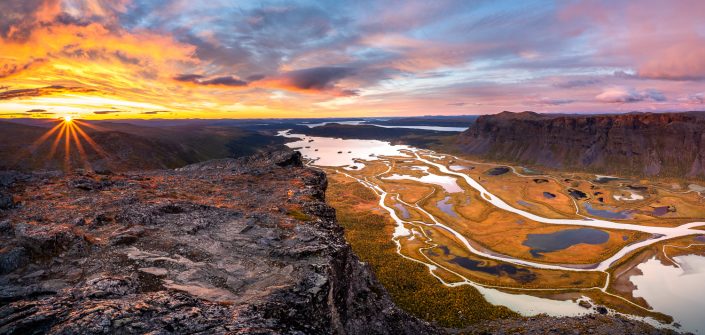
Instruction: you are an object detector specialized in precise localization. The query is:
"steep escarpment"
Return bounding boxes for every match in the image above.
[456,111,705,178]
[0,150,435,334]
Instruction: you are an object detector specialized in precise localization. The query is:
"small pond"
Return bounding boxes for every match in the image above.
[522,228,609,258]
[449,256,536,283]
[485,166,510,176]
[393,203,410,219]
[449,165,473,171]
[584,203,633,220]
[383,173,463,193]
[568,188,588,199]
[517,200,535,208]
[436,196,458,218]
[594,175,622,184]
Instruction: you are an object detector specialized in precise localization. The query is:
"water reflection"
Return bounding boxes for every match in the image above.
[383,173,463,193]
[280,130,410,168]
[632,255,705,333]
[449,256,537,283]
[522,228,610,258]
[584,203,633,220]
[393,202,410,219]
[437,196,459,217]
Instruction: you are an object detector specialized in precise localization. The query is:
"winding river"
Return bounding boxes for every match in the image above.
[281,131,705,333]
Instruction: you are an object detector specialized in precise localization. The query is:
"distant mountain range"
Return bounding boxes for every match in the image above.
[5,111,705,179]
[456,111,705,179]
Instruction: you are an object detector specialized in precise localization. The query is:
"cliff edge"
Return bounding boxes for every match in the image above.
[0,150,435,334]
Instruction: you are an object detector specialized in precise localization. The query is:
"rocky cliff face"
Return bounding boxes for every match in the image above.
[456,111,705,178]
[0,150,435,334]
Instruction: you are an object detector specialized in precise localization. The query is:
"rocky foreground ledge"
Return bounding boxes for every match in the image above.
[0,150,435,334]
[0,150,682,334]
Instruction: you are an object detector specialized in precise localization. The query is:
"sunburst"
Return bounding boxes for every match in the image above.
[28,117,108,172]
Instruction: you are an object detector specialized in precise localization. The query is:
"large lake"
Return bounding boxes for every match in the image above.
[279,131,411,169]
[631,255,705,333]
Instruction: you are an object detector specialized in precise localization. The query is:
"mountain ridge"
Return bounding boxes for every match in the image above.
[455,111,705,179]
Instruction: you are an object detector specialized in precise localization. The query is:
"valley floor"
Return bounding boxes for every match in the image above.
[308,140,705,333]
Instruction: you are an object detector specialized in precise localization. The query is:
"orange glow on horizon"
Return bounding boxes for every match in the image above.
[29,118,108,172]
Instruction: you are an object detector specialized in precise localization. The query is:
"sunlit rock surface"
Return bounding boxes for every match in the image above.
[0,150,435,334]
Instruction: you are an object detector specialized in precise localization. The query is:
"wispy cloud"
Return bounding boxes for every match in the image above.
[93,110,124,115]
[0,86,97,100]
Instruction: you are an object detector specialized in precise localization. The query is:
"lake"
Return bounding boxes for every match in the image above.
[522,228,610,258]
[279,130,411,169]
[631,255,705,333]
[584,203,633,220]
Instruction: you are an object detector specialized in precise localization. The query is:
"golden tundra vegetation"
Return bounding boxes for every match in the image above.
[322,150,705,328]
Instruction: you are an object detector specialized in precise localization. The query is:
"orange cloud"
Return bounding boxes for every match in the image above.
[0,85,97,100]
[0,4,207,118]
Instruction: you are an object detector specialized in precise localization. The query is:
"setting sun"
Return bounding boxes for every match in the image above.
[63,116,72,123]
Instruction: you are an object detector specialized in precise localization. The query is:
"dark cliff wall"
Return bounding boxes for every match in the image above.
[456,111,705,178]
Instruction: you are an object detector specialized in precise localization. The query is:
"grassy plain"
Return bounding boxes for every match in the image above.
[322,149,705,326]
[326,173,518,327]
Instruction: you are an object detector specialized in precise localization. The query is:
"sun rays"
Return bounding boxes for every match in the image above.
[29,117,107,172]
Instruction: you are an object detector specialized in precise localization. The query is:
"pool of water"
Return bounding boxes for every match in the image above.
[450,256,537,283]
[485,166,510,176]
[517,200,535,208]
[383,173,463,193]
[521,167,542,174]
[449,165,472,171]
[436,196,458,218]
[689,184,705,193]
[522,228,610,258]
[584,203,633,220]
[594,175,622,183]
[652,206,671,216]
[280,131,410,168]
[568,188,588,199]
[631,255,705,333]
[613,190,644,201]
[393,202,410,219]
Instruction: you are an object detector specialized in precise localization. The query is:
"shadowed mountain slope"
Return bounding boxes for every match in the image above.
[456,111,705,179]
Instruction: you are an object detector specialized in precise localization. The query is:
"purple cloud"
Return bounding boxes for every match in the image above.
[595,87,666,103]
[174,74,247,87]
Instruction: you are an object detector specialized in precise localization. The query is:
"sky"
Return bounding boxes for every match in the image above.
[1,0,705,119]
